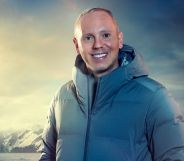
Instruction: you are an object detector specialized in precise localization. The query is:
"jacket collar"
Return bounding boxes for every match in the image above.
[72,44,148,111]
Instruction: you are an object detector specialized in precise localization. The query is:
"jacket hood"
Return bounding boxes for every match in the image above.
[118,44,148,78]
[71,44,149,111]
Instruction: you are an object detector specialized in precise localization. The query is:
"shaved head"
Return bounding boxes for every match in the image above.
[74,8,120,37]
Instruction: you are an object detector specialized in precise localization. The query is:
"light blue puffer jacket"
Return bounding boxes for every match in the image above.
[39,45,184,161]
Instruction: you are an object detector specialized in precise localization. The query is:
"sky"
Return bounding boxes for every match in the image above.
[0,0,184,132]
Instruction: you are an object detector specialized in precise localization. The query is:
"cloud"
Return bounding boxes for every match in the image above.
[0,12,77,92]
[0,76,64,131]
[0,1,78,131]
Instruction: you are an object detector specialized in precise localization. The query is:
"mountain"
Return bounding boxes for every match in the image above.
[0,128,43,153]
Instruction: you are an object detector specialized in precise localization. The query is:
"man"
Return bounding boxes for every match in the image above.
[39,8,184,161]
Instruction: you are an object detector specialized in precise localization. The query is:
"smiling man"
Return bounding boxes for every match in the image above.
[39,8,184,161]
[73,9,123,77]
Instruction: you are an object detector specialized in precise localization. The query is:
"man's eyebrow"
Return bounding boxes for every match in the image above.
[82,33,93,36]
[100,30,112,33]
[82,30,112,36]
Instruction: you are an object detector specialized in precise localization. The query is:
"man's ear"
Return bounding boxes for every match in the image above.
[73,37,80,54]
[118,32,123,49]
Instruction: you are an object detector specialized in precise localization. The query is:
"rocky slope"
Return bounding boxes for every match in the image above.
[0,128,43,153]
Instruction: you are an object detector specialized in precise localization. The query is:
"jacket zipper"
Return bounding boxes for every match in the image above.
[83,77,100,161]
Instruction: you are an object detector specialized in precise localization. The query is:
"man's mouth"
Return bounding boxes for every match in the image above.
[91,52,108,59]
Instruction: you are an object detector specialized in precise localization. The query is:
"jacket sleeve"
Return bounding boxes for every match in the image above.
[39,95,58,161]
[146,87,184,161]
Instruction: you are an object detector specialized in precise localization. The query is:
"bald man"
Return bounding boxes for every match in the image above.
[39,8,184,161]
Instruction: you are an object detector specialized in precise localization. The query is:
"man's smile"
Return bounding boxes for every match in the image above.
[91,52,108,60]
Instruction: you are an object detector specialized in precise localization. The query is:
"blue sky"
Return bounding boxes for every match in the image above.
[0,0,183,131]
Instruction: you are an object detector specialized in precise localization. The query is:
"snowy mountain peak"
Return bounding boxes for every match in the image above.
[0,128,43,153]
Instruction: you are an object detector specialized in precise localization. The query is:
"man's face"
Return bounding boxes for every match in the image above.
[73,11,123,77]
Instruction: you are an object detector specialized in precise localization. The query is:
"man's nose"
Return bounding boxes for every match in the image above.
[93,37,103,49]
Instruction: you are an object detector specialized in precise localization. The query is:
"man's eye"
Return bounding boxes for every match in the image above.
[84,35,94,41]
[103,33,111,39]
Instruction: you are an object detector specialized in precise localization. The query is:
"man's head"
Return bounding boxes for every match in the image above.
[73,8,123,77]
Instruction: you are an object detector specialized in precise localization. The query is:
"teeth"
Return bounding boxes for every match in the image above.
[92,53,107,58]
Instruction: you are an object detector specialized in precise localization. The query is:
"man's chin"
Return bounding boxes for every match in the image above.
[87,61,118,77]
[92,66,111,77]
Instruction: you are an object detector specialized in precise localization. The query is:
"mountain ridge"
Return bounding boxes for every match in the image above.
[0,128,43,153]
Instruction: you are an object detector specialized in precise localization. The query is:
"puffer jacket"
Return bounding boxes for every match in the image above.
[39,44,184,161]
